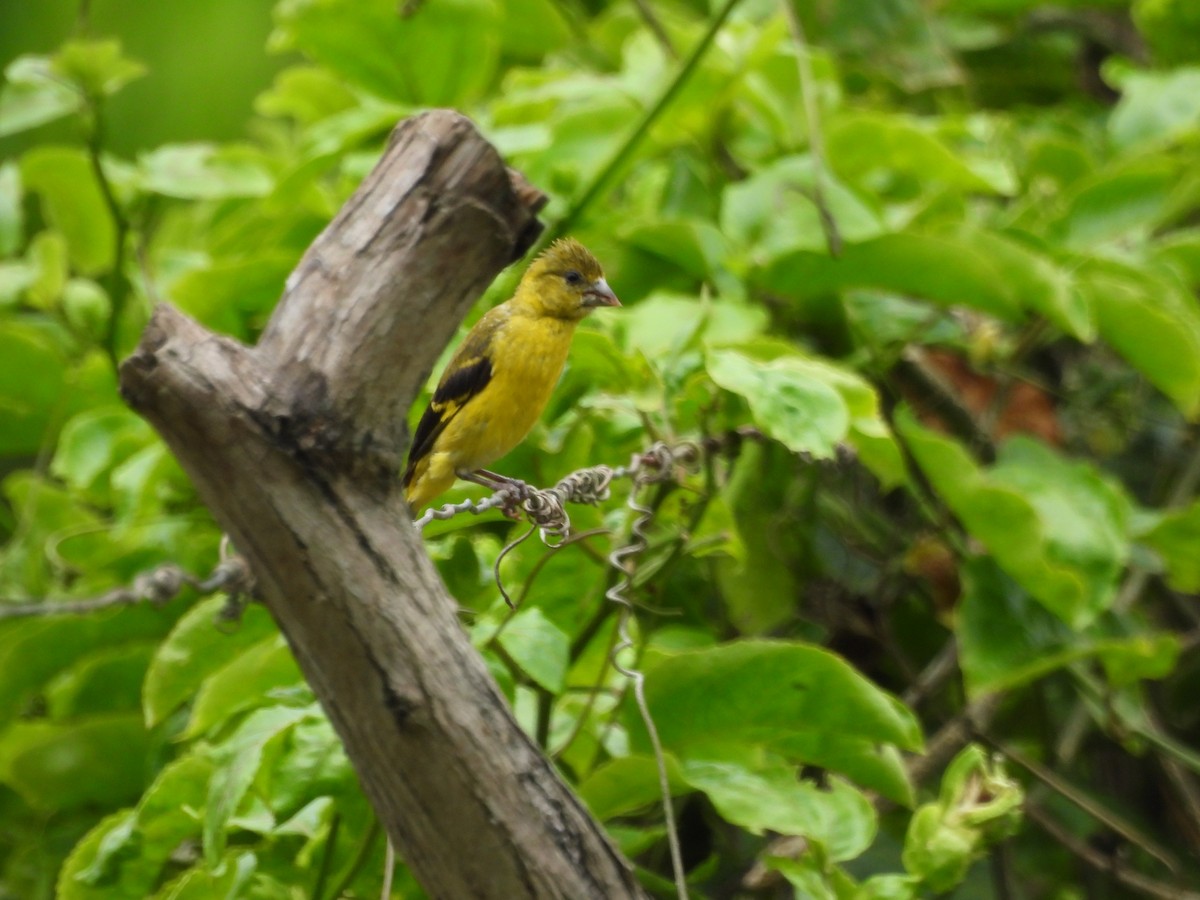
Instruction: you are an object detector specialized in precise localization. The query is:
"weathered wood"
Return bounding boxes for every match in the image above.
[120,110,646,900]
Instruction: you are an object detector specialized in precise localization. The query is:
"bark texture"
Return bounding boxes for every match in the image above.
[120,110,646,900]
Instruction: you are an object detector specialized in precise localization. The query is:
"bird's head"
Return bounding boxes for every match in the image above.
[514,238,620,321]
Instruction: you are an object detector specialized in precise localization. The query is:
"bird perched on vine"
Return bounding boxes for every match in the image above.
[403,238,620,511]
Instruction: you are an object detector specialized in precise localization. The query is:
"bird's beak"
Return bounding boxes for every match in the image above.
[582,278,621,308]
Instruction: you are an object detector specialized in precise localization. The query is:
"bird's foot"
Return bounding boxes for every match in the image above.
[458,469,531,516]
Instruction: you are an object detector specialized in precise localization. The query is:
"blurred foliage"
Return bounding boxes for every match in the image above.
[3,0,1200,897]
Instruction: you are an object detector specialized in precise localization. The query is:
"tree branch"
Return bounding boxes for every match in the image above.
[119,110,645,899]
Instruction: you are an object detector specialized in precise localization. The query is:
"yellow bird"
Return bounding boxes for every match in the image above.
[403,238,620,511]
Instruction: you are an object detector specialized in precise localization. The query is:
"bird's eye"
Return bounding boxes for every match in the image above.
[564,270,583,285]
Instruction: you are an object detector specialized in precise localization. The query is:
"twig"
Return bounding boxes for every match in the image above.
[1024,803,1200,900]
[982,734,1180,875]
[633,0,677,58]
[0,557,253,620]
[782,0,841,256]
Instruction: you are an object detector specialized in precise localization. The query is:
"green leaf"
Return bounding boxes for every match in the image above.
[137,144,274,199]
[898,414,1130,628]
[682,750,875,860]
[143,594,279,727]
[271,0,500,105]
[721,154,885,260]
[1141,499,1200,592]
[0,713,149,811]
[637,640,923,755]
[965,230,1093,340]
[204,705,315,865]
[497,607,569,692]
[1053,158,1179,250]
[46,642,155,719]
[154,851,257,900]
[577,753,688,821]
[50,407,155,499]
[1084,262,1200,416]
[53,39,146,99]
[183,634,304,738]
[0,162,24,255]
[0,55,83,138]
[57,810,143,900]
[169,253,298,333]
[0,323,70,454]
[759,233,1023,321]
[254,65,357,124]
[708,349,849,458]
[1108,66,1200,149]
[20,146,116,275]
[957,558,1177,695]
[827,112,1016,195]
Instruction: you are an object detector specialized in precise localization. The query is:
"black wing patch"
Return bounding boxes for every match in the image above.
[403,355,493,486]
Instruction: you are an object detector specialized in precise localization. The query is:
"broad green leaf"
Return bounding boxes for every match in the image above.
[266,716,352,812]
[497,607,569,692]
[721,154,885,259]
[621,220,728,281]
[53,39,146,99]
[618,293,766,362]
[154,851,256,900]
[0,162,25,255]
[45,642,155,719]
[965,230,1093,340]
[0,56,82,138]
[1053,158,1179,250]
[254,65,357,124]
[898,413,1129,628]
[183,634,304,738]
[1108,66,1200,149]
[775,732,914,807]
[708,349,849,458]
[0,714,149,811]
[577,753,688,821]
[1133,0,1200,64]
[1084,263,1200,416]
[169,253,297,333]
[20,146,116,274]
[827,112,1015,195]
[1142,499,1200,592]
[958,558,1178,695]
[716,443,804,634]
[272,0,500,105]
[759,233,1023,321]
[62,277,112,343]
[204,705,315,864]
[57,810,144,900]
[636,640,923,755]
[25,230,68,309]
[0,321,74,455]
[682,750,875,860]
[1153,228,1200,288]
[143,594,278,727]
[137,144,274,199]
[50,407,155,499]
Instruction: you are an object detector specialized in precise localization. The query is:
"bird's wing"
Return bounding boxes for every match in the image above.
[402,313,500,487]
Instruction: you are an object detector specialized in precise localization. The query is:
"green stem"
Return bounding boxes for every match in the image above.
[546,0,744,245]
[84,96,130,370]
[323,817,382,900]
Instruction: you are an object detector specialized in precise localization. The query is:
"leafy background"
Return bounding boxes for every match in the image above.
[2,0,1200,896]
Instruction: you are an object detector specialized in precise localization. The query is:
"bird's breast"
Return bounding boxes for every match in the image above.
[447,317,575,471]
